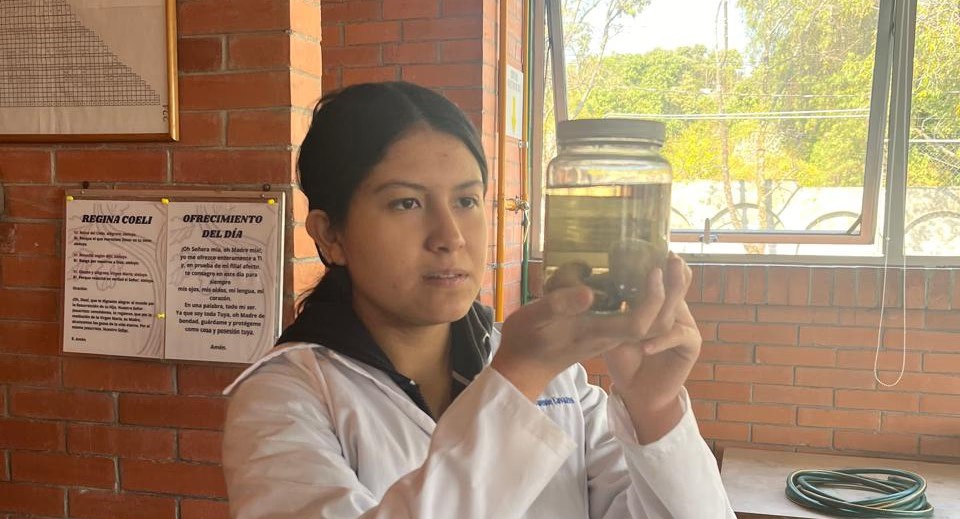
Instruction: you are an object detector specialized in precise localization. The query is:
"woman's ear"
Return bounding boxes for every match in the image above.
[305,210,347,266]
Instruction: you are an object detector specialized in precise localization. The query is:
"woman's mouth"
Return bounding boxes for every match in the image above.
[423,270,469,285]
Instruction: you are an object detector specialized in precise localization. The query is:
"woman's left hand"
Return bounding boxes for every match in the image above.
[602,252,701,441]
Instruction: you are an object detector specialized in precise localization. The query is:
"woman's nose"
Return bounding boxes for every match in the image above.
[426,207,466,252]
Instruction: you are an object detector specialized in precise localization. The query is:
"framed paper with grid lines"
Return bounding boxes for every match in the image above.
[0,0,178,142]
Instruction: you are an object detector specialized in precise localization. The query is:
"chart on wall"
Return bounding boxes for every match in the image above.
[0,0,172,137]
[62,192,284,364]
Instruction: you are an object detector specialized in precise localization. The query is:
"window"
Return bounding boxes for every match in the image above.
[534,0,959,263]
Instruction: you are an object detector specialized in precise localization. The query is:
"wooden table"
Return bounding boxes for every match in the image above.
[720,447,960,518]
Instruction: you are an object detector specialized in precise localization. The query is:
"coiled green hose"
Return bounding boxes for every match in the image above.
[785,468,934,517]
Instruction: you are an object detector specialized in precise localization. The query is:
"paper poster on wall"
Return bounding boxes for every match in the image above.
[506,65,524,140]
[163,201,281,363]
[63,199,166,358]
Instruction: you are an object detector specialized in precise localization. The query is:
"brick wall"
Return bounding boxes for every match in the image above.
[0,0,321,516]
[582,265,960,462]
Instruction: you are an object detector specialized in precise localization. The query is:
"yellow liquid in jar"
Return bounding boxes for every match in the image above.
[544,183,671,313]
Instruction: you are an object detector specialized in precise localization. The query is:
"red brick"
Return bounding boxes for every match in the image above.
[69,489,176,519]
[178,37,223,72]
[68,424,176,460]
[12,452,114,488]
[718,323,797,345]
[0,288,58,321]
[765,267,789,305]
[798,408,879,429]
[345,21,401,45]
[686,381,751,402]
[441,0,482,16]
[717,403,795,425]
[809,268,833,306]
[904,270,926,309]
[927,270,951,310]
[178,0,289,35]
[795,368,876,389]
[228,34,289,70]
[753,385,834,406]
[173,150,291,184]
[0,321,59,355]
[122,460,227,498]
[10,388,114,422]
[836,390,918,412]
[179,430,223,463]
[716,365,794,385]
[383,42,437,64]
[799,326,876,348]
[920,436,960,458]
[177,112,225,147]
[834,431,918,455]
[856,268,880,307]
[324,45,382,68]
[1,255,61,288]
[119,394,227,430]
[689,303,755,322]
[227,110,290,147]
[884,329,960,352]
[178,365,245,396]
[402,17,482,41]
[753,425,832,448]
[743,266,765,304]
[698,322,718,342]
[0,483,64,516]
[698,421,750,441]
[181,499,230,519]
[0,222,58,255]
[0,419,64,451]
[180,71,289,110]
[57,150,166,183]
[0,151,51,182]
[698,342,753,363]
[63,357,173,393]
[876,372,960,394]
[442,88,482,113]
[4,185,63,219]
[439,40,482,62]
[384,0,439,19]
[341,66,400,85]
[919,394,960,414]
[324,0,381,22]
[719,266,744,304]
[691,400,716,421]
[0,354,60,386]
[291,72,324,110]
[836,349,922,372]
[701,265,722,302]
[882,413,960,435]
[688,362,714,381]
[757,306,839,324]
[756,346,835,367]
[925,311,960,330]
[882,269,903,307]
[852,308,924,328]
[834,268,857,307]
[321,25,343,47]
[685,264,703,302]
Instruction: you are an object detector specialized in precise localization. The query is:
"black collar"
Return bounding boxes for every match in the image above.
[277,267,493,419]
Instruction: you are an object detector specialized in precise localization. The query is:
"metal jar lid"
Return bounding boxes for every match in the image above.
[556,118,665,145]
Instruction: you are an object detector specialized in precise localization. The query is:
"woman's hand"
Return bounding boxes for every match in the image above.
[491,253,695,402]
[602,253,701,442]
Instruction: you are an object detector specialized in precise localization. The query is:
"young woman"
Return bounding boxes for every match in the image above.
[222,81,734,519]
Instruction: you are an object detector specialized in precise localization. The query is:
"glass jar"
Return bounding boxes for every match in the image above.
[543,119,672,313]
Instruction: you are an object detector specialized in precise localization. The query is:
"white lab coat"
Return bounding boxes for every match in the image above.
[221,335,735,519]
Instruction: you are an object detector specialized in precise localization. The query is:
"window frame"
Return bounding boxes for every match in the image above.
[532,0,957,265]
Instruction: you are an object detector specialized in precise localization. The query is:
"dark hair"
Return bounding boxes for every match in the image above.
[296,82,488,310]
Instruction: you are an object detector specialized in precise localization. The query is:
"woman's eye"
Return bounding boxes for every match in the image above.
[389,198,421,211]
[457,196,480,209]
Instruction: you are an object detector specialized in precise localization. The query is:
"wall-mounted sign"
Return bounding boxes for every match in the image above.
[62,190,285,364]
